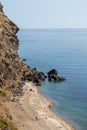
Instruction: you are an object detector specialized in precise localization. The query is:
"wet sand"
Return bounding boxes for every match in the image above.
[6,82,75,130]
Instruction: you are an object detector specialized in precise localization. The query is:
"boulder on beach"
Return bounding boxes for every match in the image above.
[22,70,47,85]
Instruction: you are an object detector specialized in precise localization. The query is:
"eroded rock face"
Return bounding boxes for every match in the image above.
[0,3,46,94]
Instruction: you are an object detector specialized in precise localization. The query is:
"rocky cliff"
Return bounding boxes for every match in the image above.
[0,3,46,130]
[0,3,46,94]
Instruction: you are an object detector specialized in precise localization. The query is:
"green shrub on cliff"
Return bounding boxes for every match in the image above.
[0,90,6,98]
[0,116,18,130]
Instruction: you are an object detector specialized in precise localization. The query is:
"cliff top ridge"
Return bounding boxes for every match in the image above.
[0,2,3,12]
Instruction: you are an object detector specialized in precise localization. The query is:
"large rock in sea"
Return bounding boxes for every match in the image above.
[47,69,66,82]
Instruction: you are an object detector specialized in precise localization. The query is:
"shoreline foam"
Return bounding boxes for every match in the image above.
[6,82,75,130]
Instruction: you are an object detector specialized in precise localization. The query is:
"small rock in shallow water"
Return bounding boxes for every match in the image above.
[23,58,26,61]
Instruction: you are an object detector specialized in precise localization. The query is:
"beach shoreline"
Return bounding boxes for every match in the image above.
[6,82,75,130]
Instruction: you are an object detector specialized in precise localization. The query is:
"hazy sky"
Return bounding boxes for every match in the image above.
[1,0,87,28]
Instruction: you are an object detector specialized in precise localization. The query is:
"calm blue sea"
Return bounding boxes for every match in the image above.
[18,29,87,130]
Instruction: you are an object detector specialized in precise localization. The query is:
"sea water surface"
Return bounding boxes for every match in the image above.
[18,29,87,130]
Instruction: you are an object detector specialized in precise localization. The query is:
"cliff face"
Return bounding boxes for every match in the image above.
[0,5,20,91]
[0,4,46,94]
[0,3,46,130]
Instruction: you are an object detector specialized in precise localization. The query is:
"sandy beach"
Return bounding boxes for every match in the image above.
[6,82,75,130]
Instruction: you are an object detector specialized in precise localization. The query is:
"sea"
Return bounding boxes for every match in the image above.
[18,29,87,130]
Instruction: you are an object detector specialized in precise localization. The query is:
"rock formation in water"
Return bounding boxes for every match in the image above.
[47,69,66,82]
[0,3,46,130]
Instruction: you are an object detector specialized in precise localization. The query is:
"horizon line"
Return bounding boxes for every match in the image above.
[19,27,87,30]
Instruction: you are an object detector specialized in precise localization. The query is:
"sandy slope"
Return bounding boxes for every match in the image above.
[6,82,75,130]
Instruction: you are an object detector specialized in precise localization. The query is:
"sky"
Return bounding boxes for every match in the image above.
[1,0,87,29]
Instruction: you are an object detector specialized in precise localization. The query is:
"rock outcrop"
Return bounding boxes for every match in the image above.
[47,69,66,82]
